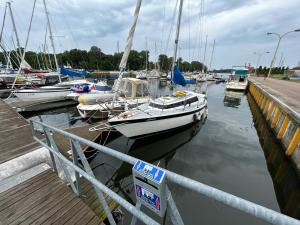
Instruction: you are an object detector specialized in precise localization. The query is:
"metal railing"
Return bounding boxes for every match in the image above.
[30,120,300,225]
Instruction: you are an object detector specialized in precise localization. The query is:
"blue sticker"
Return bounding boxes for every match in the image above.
[135,184,160,210]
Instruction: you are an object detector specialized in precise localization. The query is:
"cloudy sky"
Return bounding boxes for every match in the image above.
[0,0,299,69]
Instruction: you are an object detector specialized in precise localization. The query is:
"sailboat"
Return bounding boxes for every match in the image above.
[77,77,149,119]
[76,0,146,119]
[108,68,207,138]
[108,0,208,138]
[11,0,89,101]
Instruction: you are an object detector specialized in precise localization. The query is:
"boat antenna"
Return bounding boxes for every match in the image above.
[113,0,143,101]
[43,0,61,82]
[171,0,184,81]
[11,0,37,90]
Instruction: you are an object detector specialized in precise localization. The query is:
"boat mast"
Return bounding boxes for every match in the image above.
[11,0,37,89]
[171,0,184,79]
[7,1,22,59]
[0,3,10,67]
[202,34,207,73]
[208,39,215,72]
[113,0,143,101]
[145,37,148,71]
[43,0,60,81]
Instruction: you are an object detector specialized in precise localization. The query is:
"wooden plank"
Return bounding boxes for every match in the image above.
[20,189,76,225]
[0,175,61,216]
[73,211,97,225]
[8,185,70,225]
[3,169,103,225]
[0,170,56,201]
[61,199,92,225]
[39,197,82,225]
[87,216,103,225]
[0,99,43,164]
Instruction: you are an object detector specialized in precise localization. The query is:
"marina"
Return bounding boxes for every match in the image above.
[0,0,299,224]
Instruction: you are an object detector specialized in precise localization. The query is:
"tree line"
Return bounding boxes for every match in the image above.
[0,46,207,72]
[255,66,288,75]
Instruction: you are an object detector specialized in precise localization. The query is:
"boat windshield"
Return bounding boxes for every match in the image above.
[149,96,198,109]
[136,83,149,97]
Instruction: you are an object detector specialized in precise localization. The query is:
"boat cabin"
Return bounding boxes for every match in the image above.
[116,78,149,99]
[229,68,249,82]
[149,91,199,109]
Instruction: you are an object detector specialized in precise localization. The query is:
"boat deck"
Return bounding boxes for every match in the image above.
[0,99,41,164]
[0,169,105,225]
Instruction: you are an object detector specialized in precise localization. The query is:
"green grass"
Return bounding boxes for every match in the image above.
[270,75,300,84]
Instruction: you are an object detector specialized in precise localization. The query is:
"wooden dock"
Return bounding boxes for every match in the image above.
[0,99,118,224]
[0,99,41,164]
[0,169,105,225]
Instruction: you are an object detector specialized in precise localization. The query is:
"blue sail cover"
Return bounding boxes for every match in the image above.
[172,65,186,86]
[172,65,196,86]
[60,66,88,77]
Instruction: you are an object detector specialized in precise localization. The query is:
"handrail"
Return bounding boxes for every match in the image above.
[30,120,300,225]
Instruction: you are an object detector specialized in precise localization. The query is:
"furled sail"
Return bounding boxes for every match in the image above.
[113,0,142,95]
[172,65,186,86]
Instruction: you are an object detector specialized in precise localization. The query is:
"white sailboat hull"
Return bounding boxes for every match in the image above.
[111,107,207,138]
[12,89,71,101]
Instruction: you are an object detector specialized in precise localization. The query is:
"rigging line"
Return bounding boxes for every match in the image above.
[0,2,8,43]
[9,35,21,65]
[0,45,19,68]
[159,0,168,54]
[188,0,191,64]
[199,0,205,61]
[1,36,21,66]
[53,0,89,69]
[11,0,37,90]
[164,0,179,55]
[191,1,202,61]
[196,0,203,62]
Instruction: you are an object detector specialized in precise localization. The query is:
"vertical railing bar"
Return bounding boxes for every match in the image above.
[44,128,77,193]
[166,186,184,225]
[70,139,116,225]
[42,126,58,173]
[130,201,141,225]
[70,139,81,196]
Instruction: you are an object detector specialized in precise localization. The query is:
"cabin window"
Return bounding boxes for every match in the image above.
[124,82,132,97]
[149,96,198,109]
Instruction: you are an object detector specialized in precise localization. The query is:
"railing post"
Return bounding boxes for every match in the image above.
[130,201,141,225]
[43,128,77,193]
[70,139,116,225]
[42,127,58,173]
[166,186,184,225]
[70,139,82,196]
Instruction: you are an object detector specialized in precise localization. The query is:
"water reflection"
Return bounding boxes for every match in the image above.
[223,91,244,108]
[248,93,300,219]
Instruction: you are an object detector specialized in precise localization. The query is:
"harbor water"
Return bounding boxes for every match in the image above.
[25,80,300,225]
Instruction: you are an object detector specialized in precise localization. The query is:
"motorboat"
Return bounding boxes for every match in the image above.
[67,81,112,101]
[11,79,91,101]
[108,90,207,138]
[226,68,249,91]
[77,78,149,119]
